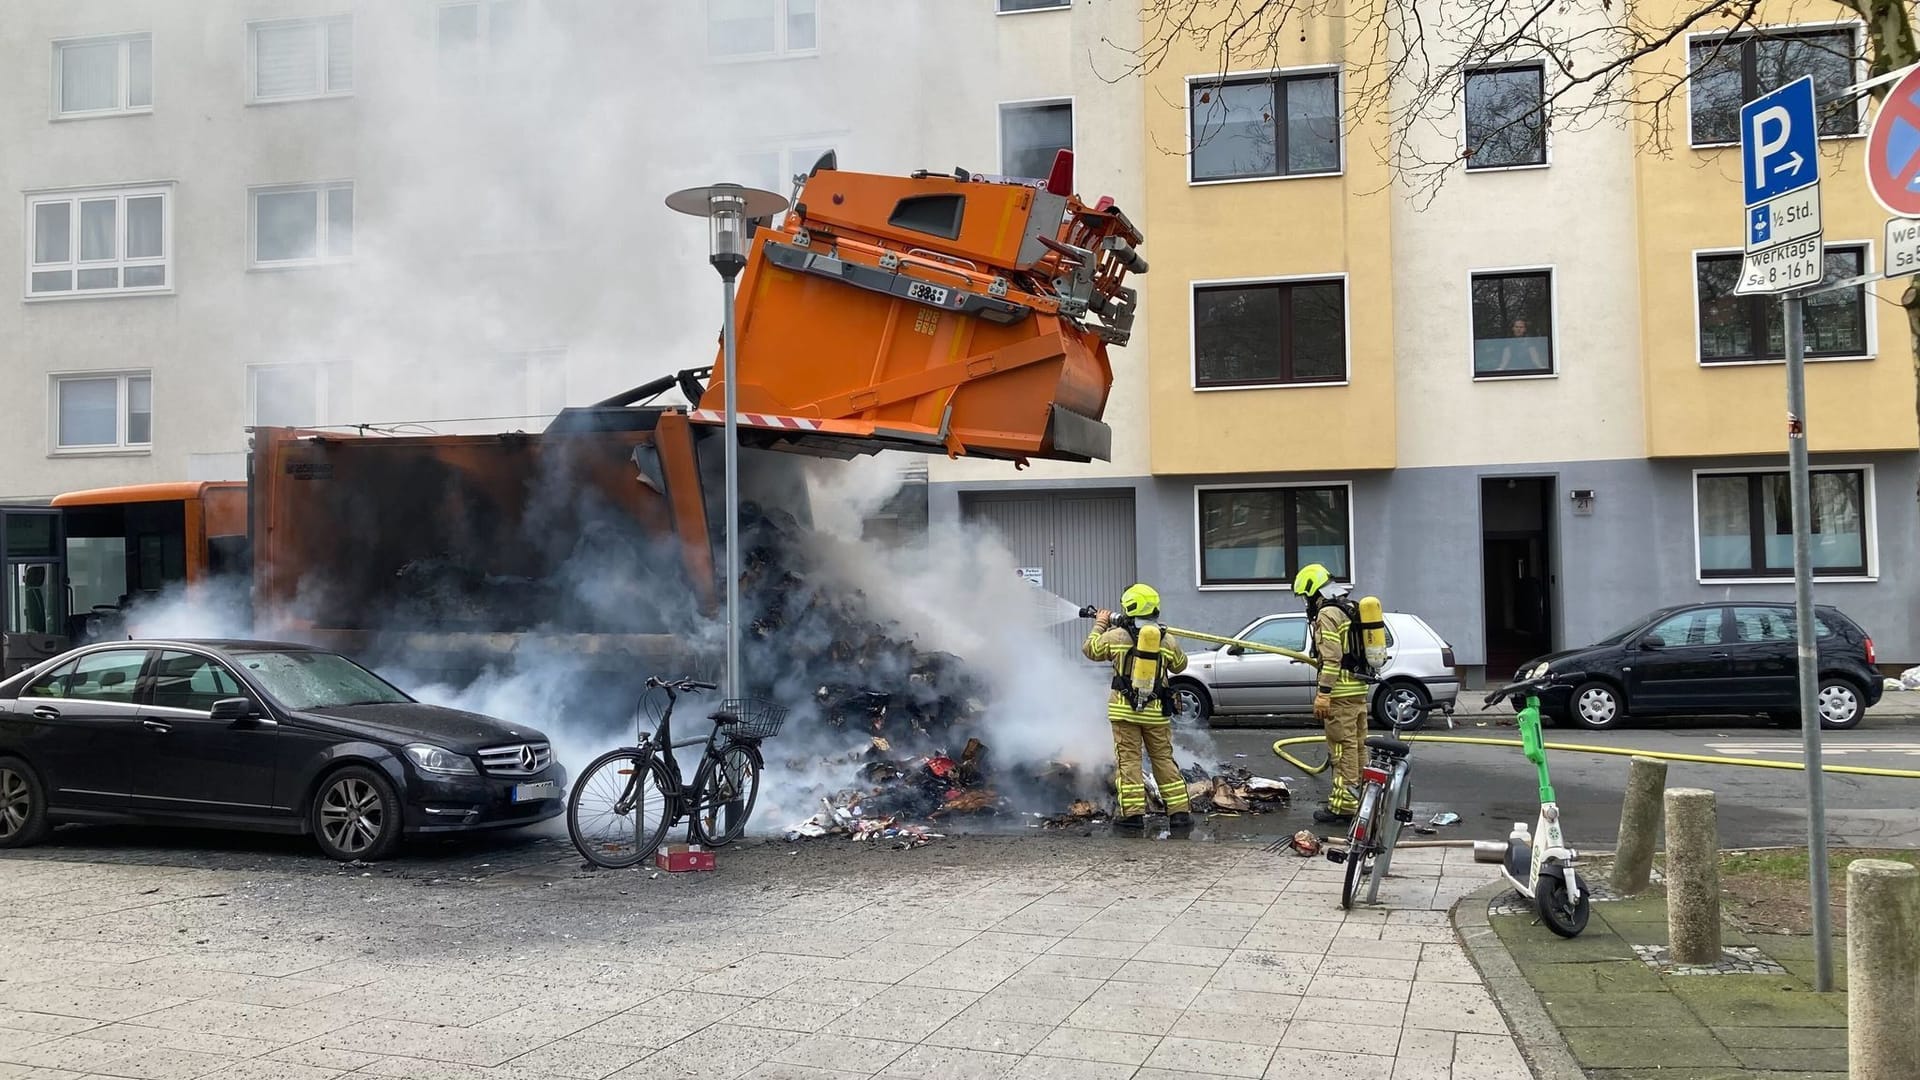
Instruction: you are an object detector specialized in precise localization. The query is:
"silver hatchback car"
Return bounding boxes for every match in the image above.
[1169,611,1461,730]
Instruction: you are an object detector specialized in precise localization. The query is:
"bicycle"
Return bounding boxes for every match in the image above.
[566,677,788,869]
[1327,699,1454,909]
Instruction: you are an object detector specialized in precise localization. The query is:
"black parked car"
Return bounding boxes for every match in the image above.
[0,640,566,859]
[1516,602,1882,731]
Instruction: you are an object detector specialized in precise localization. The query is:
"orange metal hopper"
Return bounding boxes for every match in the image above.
[693,156,1145,465]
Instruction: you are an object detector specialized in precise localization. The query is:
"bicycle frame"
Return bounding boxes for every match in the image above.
[623,682,734,825]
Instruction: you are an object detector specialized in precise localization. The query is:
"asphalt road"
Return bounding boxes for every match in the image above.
[1209,703,1920,851]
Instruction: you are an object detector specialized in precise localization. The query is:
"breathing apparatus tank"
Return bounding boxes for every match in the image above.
[1359,595,1389,671]
[1128,621,1164,706]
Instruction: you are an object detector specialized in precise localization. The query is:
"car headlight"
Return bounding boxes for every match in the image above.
[405,744,478,776]
[1527,662,1551,680]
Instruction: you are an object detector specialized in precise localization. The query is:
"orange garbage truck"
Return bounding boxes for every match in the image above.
[16,154,1145,693]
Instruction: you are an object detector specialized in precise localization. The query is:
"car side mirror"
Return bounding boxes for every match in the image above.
[1638,635,1664,650]
[1224,645,1243,656]
[210,697,259,721]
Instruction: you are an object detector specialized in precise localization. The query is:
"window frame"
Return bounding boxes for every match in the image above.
[245,15,352,105]
[1186,65,1345,185]
[996,0,1071,13]
[997,96,1076,181]
[146,649,249,716]
[247,361,349,428]
[1194,481,1357,591]
[249,181,354,270]
[1691,242,1876,365]
[705,0,819,63]
[1467,264,1559,381]
[1690,464,1877,583]
[1684,22,1867,149]
[51,32,154,120]
[1189,273,1352,391]
[48,371,153,456]
[1461,62,1549,172]
[24,182,174,301]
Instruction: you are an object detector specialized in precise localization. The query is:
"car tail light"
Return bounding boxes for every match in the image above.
[1441,647,1456,670]
[1362,766,1390,786]
[1865,636,1876,665]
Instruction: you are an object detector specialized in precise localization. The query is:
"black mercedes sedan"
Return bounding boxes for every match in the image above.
[0,640,565,860]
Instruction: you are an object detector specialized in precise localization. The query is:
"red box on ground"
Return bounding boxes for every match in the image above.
[655,844,715,872]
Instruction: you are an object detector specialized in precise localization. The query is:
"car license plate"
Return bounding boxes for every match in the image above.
[511,781,556,803]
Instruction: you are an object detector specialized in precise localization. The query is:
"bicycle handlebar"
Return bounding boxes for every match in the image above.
[644,677,720,693]
[1484,671,1587,707]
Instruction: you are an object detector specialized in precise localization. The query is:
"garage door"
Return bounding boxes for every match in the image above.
[962,489,1138,656]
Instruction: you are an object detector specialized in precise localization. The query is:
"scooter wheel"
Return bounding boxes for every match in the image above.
[1537,875,1590,938]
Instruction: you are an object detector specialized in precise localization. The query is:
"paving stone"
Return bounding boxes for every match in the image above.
[196,1060,347,1080]
[1728,1045,1848,1072]
[1542,991,1686,1028]
[1710,1025,1847,1050]
[1404,981,1508,1034]
[629,1023,804,1080]
[1263,1047,1394,1079]
[1030,1025,1162,1065]
[1142,1035,1274,1077]
[503,1035,648,1080]
[1451,1033,1531,1079]
[1667,980,1848,1028]
[771,1033,914,1074]
[1278,1020,1401,1056]
[1184,989,1300,1022]
[1165,1009,1285,1046]
[922,1015,1052,1056]
[737,1063,869,1080]
[1085,980,1199,1011]
[1290,993,1405,1030]
[957,992,1078,1028]
[1000,1055,1134,1080]
[1041,938,1142,961]
[719,998,851,1035]
[1061,1000,1183,1037]
[877,1043,1021,1080]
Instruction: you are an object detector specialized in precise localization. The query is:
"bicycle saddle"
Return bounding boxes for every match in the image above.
[1364,735,1412,757]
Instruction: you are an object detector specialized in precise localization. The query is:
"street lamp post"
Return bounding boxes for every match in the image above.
[664,182,789,704]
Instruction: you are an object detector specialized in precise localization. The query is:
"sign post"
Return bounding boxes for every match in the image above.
[1737,75,1832,993]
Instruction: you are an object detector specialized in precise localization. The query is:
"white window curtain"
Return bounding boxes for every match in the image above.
[61,41,120,112]
[256,23,321,99]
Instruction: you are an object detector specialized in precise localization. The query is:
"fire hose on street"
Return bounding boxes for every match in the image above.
[1269,733,1920,780]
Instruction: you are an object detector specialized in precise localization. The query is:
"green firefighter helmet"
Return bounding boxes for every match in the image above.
[1120,583,1160,618]
[1292,563,1332,598]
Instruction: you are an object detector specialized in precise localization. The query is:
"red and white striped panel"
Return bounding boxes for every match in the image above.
[686,409,825,432]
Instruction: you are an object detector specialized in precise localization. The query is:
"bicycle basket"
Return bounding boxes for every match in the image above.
[719,698,788,740]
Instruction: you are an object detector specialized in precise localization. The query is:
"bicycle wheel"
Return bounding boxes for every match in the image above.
[1340,786,1379,910]
[1537,870,1591,938]
[568,749,673,869]
[690,742,763,848]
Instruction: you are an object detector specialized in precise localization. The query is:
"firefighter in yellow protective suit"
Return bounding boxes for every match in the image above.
[1083,583,1191,831]
[1295,564,1367,825]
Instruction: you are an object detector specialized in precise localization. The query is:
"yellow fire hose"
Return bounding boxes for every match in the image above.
[1163,626,1316,664]
[1270,733,1920,780]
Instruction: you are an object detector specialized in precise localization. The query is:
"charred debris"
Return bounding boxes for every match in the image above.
[728,507,1292,846]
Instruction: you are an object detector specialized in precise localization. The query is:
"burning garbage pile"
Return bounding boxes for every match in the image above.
[735,505,1293,843]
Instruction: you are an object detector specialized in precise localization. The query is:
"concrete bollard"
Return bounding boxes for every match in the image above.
[1664,787,1720,965]
[1847,859,1920,1079]
[1610,756,1668,895]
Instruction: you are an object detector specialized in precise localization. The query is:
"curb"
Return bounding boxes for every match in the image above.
[1451,879,1588,1080]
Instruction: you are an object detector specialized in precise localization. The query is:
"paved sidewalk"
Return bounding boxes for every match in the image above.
[0,837,1520,1080]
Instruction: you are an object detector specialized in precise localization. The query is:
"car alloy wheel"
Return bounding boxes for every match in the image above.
[1573,684,1621,730]
[0,767,31,840]
[1816,681,1862,729]
[1376,681,1431,731]
[319,776,386,856]
[1172,685,1210,724]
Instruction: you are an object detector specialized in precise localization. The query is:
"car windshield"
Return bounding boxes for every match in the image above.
[1593,611,1665,646]
[231,650,411,710]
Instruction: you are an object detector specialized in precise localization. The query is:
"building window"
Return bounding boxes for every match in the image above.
[251,183,353,268]
[27,185,170,298]
[54,33,153,118]
[1199,485,1351,587]
[1697,469,1869,578]
[438,0,529,78]
[998,0,1070,12]
[736,143,836,200]
[1464,64,1546,169]
[249,362,348,427]
[1470,270,1555,377]
[1696,246,1867,362]
[53,373,151,452]
[1000,100,1073,180]
[1689,27,1860,146]
[1193,278,1347,388]
[249,17,351,102]
[708,0,817,60]
[1190,71,1340,182]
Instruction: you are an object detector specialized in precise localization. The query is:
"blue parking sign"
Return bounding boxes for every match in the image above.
[1741,76,1820,205]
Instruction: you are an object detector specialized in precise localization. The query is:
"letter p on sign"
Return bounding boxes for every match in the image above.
[1740,76,1820,206]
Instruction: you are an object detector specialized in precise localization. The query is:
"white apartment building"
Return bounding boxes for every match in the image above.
[1,0,1149,523]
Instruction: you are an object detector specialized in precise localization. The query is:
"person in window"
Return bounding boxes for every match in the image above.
[1496,318,1547,373]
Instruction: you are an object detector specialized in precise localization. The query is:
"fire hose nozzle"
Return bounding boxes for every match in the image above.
[1077,605,1099,619]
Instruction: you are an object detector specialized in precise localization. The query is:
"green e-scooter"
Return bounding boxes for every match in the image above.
[1484,670,1590,937]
